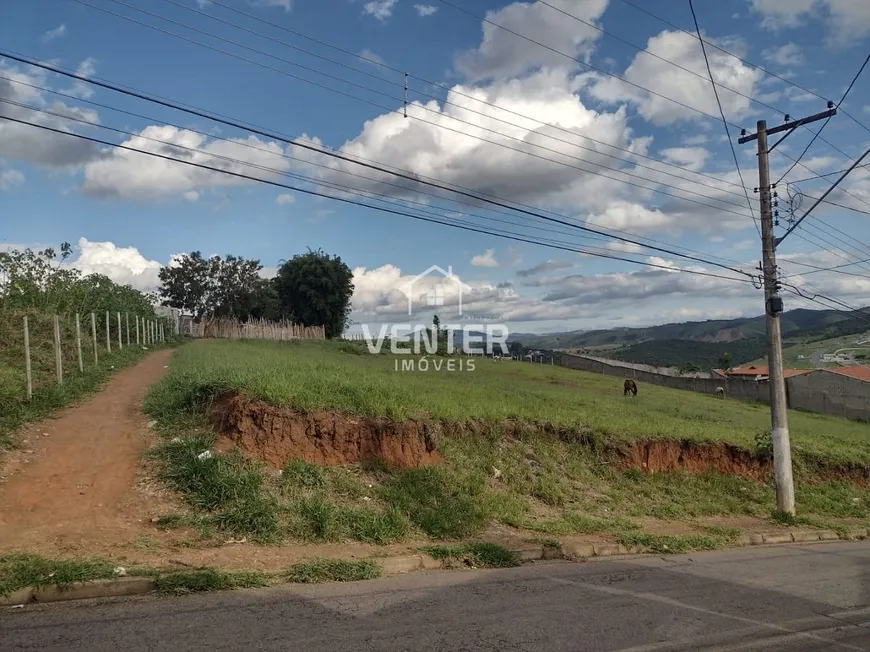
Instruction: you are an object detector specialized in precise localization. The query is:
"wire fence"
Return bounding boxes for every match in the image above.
[1,309,167,402]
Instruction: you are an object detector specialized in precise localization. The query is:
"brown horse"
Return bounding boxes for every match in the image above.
[623,379,638,397]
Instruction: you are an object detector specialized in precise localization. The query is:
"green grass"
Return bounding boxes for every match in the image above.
[286,558,380,583]
[0,553,121,596]
[141,340,870,544]
[617,533,730,554]
[155,569,270,595]
[421,542,521,568]
[147,339,870,468]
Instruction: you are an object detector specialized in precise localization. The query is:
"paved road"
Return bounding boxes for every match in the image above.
[4,541,870,651]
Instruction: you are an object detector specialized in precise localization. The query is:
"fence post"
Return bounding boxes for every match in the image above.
[117,312,123,350]
[136,315,140,345]
[23,316,32,400]
[75,313,83,373]
[126,312,130,346]
[106,311,111,353]
[53,315,63,385]
[91,313,98,365]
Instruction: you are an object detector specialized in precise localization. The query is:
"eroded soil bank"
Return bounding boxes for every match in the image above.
[211,393,870,484]
[211,393,441,469]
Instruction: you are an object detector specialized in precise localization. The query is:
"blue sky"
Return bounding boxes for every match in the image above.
[2,0,870,333]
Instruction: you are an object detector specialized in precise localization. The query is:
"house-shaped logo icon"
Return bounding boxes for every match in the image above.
[401,265,471,316]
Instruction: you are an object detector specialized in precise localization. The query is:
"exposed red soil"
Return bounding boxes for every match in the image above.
[210,393,441,469]
[0,350,177,552]
[616,439,772,479]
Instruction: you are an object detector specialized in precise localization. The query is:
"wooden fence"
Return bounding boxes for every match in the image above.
[188,317,326,341]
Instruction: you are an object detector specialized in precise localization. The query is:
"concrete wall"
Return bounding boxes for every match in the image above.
[559,354,870,421]
[559,354,768,402]
[787,371,870,422]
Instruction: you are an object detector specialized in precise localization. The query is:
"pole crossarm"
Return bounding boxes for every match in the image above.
[738,108,837,144]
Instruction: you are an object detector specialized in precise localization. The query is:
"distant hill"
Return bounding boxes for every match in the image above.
[508,307,870,367]
[605,338,769,370]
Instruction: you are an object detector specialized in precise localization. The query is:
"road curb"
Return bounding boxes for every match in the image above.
[2,528,861,606]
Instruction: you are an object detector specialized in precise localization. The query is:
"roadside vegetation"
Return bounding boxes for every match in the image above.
[0,552,382,597]
[0,243,172,448]
[142,339,870,551]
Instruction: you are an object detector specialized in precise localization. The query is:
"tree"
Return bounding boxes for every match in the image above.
[274,249,354,338]
[508,340,524,358]
[158,252,263,321]
[718,352,734,371]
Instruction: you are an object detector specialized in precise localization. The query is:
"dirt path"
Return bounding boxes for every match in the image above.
[0,350,174,553]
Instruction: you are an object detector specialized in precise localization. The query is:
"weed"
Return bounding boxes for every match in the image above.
[421,542,521,568]
[282,459,326,490]
[287,558,380,583]
[0,553,118,596]
[155,569,270,595]
[617,533,724,554]
[754,430,773,458]
[770,510,814,527]
[290,495,408,544]
[211,496,281,542]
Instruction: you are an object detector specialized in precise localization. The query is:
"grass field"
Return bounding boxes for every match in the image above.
[747,329,870,369]
[149,339,870,466]
[141,339,870,550]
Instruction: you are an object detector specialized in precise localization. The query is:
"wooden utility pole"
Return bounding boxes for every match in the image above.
[739,107,836,515]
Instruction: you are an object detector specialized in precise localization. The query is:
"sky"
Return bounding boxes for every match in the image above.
[2,0,870,334]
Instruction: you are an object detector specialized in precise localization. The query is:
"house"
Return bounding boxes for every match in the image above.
[713,365,811,381]
[827,366,870,383]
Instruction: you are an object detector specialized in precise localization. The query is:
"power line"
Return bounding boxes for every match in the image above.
[2,94,757,279]
[779,257,870,280]
[0,112,758,286]
[147,0,756,196]
[0,51,758,279]
[688,0,759,237]
[794,223,870,273]
[0,74,754,274]
[436,0,747,129]
[616,0,870,139]
[789,229,870,276]
[67,0,756,213]
[775,52,870,185]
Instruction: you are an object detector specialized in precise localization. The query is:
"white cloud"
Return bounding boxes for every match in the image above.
[276,192,295,206]
[252,0,293,11]
[60,58,97,100]
[364,0,398,21]
[762,42,804,67]
[606,240,643,253]
[184,190,199,202]
[456,0,608,81]
[0,164,24,190]
[0,62,100,168]
[682,134,708,146]
[196,0,212,7]
[358,49,386,70]
[72,238,163,292]
[82,125,292,200]
[414,4,437,17]
[590,31,762,126]
[471,248,499,267]
[660,146,710,172]
[516,260,574,277]
[40,24,67,43]
[750,0,870,46]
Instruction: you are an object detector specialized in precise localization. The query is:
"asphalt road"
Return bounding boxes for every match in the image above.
[4,541,870,651]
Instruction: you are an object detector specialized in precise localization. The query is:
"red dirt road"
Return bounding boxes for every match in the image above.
[0,350,174,552]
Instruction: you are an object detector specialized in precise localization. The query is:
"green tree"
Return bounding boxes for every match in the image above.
[718,352,734,371]
[508,341,524,358]
[158,252,263,321]
[274,249,354,338]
